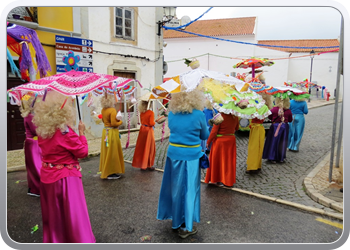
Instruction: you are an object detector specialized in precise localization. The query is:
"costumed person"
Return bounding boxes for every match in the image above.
[32,91,95,243]
[132,99,156,170]
[204,112,239,187]
[20,94,42,197]
[99,93,125,179]
[316,87,319,98]
[288,98,308,152]
[157,88,209,239]
[201,99,216,154]
[262,97,293,163]
[246,93,273,174]
[321,86,325,99]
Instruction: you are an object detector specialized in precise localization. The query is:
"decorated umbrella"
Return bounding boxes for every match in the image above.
[248,81,310,100]
[7,22,51,81]
[7,70,142,120]
[272,86,310,100]
[249,82,281,95]
[202,78,271,120]
[233,57,274,78]
[166,59,245,92]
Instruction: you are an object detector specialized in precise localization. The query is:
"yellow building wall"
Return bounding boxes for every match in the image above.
[36,7,74,76]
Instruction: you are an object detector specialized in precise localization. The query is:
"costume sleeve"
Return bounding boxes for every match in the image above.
[268,108,274,121]
[287,110,293,123]
[63,128,88,159]
[303,102,309,115]
[199,112,209,140]
[234,116,239,131]
[207,123,219,146]
[110,108,123,127]
[148,111,156,127]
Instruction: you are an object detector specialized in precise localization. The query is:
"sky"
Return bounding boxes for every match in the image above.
[175,6,343,40]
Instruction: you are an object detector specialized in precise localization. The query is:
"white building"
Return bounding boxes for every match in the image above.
[78,7,165,138]
[163,16,340,96]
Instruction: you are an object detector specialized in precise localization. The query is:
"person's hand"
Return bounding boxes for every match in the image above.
[78,120,86,136]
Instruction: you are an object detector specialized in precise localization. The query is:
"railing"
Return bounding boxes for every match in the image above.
[7,7,38,23]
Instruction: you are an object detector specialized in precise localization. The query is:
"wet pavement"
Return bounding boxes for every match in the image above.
[6,98,343,219]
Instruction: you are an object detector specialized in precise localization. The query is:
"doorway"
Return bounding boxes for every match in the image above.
[7,78,26,151]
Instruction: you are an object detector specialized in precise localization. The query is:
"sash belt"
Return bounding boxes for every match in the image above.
[169,142,200,148]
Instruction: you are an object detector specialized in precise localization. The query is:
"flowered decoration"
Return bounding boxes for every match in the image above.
[63,50,80,72]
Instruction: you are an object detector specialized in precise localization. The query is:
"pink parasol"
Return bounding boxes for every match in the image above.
[7,70,142,119]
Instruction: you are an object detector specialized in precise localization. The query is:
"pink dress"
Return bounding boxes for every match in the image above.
[38,127,95,243]
[23,113,42,195]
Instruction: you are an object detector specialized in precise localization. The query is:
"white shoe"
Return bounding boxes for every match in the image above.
[107,174,121,180]
[27,192,40,197]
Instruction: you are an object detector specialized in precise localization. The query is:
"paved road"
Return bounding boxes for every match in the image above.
[124,104,341,213]
[6,158,343,245]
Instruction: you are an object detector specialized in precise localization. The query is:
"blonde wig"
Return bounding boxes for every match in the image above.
[19,96,35,118]
[275,97,290,109]
[205,99,213,110]
[32,91,76,139]
[260,93,273,110]
[100,94,116,109]
[138,100,149,113]
[168,88,206,114]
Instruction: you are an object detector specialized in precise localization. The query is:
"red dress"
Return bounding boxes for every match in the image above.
[204,114,239,186]
[132,110,156,169]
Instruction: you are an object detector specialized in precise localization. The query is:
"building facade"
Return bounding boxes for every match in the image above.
[7,6,164,149]
[163,17,340,96]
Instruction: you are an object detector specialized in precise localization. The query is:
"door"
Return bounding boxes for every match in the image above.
[113,71,136,128]
[7,78,26,151]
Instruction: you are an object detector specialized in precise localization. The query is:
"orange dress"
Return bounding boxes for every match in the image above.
[132,110,156,170]
[204,114,239,186]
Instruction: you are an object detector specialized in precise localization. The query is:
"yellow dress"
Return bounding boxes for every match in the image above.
[246,118,265,171]
[99,107,125,179]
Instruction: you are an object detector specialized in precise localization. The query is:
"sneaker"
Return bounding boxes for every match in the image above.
[27,192,40,197]
[107,174,121,180]
[148,166,155,171]
[216,182,224,187]
[178,226,197,239]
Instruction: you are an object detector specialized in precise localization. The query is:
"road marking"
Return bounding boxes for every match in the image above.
[316,217,343,229]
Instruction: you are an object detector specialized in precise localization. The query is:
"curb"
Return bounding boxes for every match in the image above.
[303,153,343,214]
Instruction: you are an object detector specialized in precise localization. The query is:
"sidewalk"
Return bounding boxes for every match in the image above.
[6,97,343,218]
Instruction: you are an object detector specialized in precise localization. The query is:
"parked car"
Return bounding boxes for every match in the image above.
[238,117,271,133]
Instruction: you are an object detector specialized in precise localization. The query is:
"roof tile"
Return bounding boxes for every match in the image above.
[257,39,339,53]
[163,17,256,38]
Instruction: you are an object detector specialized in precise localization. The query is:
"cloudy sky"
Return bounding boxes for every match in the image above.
[175,6,342,40]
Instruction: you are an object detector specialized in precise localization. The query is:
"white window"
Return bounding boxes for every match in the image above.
[115,7,134,40]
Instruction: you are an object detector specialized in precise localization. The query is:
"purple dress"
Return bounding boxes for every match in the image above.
[262,107,293,162]
[24,113,42,195]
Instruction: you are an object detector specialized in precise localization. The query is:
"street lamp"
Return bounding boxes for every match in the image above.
[308,50,315,102]
[157,7,177,36]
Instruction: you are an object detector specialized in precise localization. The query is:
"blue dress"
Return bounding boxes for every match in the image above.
[200,108,216,151]
[157,109,209,232]
[288,100,308,151]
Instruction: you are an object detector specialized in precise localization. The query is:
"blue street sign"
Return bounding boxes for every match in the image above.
[55,35,93,47]
[56,35,93,73]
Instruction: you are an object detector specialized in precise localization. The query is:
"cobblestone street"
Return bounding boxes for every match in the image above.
[123,104,341,213]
